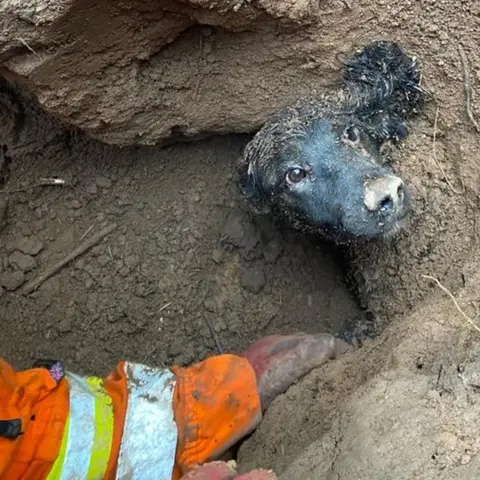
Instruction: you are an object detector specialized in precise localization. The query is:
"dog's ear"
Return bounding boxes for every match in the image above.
[237,159,271,214]
[363,113,409,154]
[378,115,409,144]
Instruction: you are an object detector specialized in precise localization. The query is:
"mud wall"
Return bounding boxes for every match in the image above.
[238,260,480,479]
[1,1,477,146]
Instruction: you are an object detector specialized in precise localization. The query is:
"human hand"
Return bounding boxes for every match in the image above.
[173,332,350,478]
[243,333,351,410]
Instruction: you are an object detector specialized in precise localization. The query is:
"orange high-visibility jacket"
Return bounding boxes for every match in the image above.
[0,354,261,480]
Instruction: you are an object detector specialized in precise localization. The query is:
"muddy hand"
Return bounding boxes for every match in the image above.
[180,461,277,479]
[243,333,351,410]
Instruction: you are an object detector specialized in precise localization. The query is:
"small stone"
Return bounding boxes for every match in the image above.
[16,236,44,256]
[97,254,111,267]
[75,258,86,269]
[58,318,72,333]
[211,250,222,264]
[167,340,183,357]
[240,266,266,293]
[96,176,112,188]
[119,266,130,277]
[0,271,25,290]
[204,298,216,312]
[86,183,98,194]
[69,200,81,209]
[9,251,36,272]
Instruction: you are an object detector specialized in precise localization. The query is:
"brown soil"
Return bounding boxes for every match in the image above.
[0,94,361,375]
[239,266,480,478]
[1,0,480,478]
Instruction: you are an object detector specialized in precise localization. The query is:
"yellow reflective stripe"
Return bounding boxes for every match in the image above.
[85,376,115,479]
[46,414,70,480]
[46,374,114,480]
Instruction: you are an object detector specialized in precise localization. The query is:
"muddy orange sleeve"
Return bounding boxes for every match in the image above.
[0,358,69,480]
[170,354,262,479]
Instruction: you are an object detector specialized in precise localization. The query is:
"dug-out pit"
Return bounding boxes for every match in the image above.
[0,84,370,374]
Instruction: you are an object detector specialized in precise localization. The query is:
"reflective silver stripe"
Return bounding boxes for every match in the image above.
[116,362,178,480]
[60,373,97,479]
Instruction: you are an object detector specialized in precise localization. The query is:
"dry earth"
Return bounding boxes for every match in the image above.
[1,0,480,479]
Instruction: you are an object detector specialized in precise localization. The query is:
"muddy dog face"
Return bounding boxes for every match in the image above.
[238,41,425,244]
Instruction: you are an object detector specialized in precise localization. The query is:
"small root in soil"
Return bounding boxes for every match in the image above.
[422,274,480,334]
[458,43,480,132]
[0,177,66,194]
[23,223,118,294]
[431,107,464,194]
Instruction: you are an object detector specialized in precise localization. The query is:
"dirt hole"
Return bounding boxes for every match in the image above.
[0,88,365,374]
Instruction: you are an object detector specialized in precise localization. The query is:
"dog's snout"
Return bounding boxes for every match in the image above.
[363,175,405,213]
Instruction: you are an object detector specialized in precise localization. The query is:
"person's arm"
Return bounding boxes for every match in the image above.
[0,332,349,480]
[172,333,350,479]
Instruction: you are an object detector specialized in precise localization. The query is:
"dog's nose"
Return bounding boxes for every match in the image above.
[363,175,405,213]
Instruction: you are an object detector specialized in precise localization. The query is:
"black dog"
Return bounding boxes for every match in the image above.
[238,41,426,245]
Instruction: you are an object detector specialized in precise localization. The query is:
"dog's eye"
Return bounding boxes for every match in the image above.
[344,126,360,143]
[286,168,307,184]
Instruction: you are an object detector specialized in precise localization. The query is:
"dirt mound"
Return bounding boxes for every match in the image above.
[1,0,480,478]
[239,265,480,478]
[0,0,326,146]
